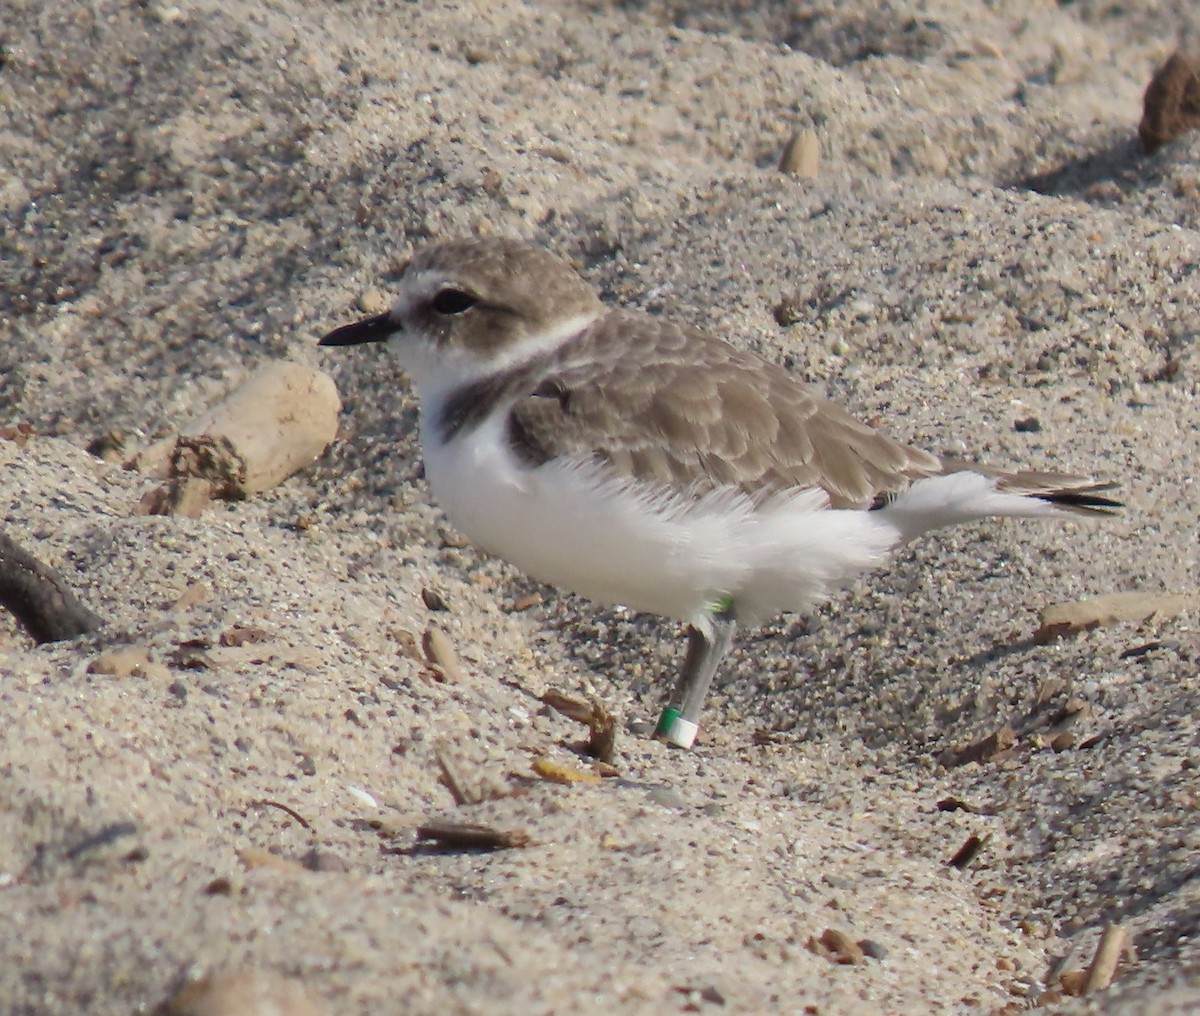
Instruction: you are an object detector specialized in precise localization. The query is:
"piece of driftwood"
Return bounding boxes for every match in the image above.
[0,529,103,642]
[1035,591,1199,643]
[133,362,341,499]
[1085,924,1130,993]
[541,687,619,762]
[415,821,530,850]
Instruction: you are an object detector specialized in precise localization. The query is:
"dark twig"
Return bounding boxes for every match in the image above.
[0,529,103,643]
[247,798,313,831]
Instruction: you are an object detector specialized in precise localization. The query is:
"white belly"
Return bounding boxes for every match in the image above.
[421,411,899,629]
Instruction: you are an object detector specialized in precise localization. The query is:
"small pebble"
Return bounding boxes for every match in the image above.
[1051,731,1076,752]
[136,477,215,518]
[1140,51,1200,153]
[356,288,389,314]
[859,939,889,961]
[203,877,235,896]
[421,586,450,611]
[89,647,154,679]
[422,626,464,682]
[219,625,269,647]
[302,848,351,873]
[510,592,543,611]
[779,129,820,178]
[157,970,324,1016]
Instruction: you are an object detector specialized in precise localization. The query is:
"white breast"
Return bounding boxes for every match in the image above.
[419,408,900,630]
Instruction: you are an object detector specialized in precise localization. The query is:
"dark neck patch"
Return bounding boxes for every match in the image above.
[436,347,575,447]
[437,370,527,444]
[435,319,597,446]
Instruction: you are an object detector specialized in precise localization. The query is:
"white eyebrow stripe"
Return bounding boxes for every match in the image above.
[483,311,603,373]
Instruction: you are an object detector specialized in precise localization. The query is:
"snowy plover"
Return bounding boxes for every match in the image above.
[321,237,1119,748]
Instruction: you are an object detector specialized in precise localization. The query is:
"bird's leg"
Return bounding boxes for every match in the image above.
[655,605,737,749]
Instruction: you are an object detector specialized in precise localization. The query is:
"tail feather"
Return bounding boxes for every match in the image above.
[990,471,1123,516]
[878,466,1122,543]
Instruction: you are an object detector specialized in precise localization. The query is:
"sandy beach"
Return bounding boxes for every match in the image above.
[3,1,1200,1012]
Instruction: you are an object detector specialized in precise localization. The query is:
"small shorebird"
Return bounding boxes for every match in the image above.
[321,237,1119,748]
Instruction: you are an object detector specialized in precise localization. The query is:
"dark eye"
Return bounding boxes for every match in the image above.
[431,288,477,315]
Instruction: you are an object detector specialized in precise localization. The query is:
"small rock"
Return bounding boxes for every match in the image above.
[948,833,988,870]
[237,848,306,875]
[422,626,464,682]
[155,970,324,1016]
[65,821,140,862]
[421,586,450,611]
[1059,969,1088,997]
[356,288,389,314]
[86,429,132,463]
[1140,51,1200,153]
[302,847,351,873]
[1034,677,1065,706]
[510,592,543,612]
[644,786,687,810]
[779,129,820,178]
[219,624,269,647]
[137,478,215,518]
[935,797,980,814]
[0,422,34,446]
[149,3,186,24]
[1051,732,1076,753]
[859,939,889,961]
[772,294,804,327]
[808,928,865,965]
[1143,356,1184,383]
[389,627,423,661]
[89,647,154,679]
[203,876,235,896]
[1013,416,1041,433]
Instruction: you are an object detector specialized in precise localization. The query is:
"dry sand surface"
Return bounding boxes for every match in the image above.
[3,1,1200,1012]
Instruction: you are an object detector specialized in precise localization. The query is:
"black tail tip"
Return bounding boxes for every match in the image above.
[1040,483,1123,514]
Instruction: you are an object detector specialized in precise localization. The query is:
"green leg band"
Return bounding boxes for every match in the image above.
[655,707,682,737]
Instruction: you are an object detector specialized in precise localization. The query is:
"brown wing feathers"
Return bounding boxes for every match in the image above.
[497,310,1120,514]
[504,312,944,506]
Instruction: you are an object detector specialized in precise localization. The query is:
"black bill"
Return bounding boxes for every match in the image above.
[319,311,397,347]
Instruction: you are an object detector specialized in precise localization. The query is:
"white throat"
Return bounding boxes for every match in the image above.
[390,309,602,407]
